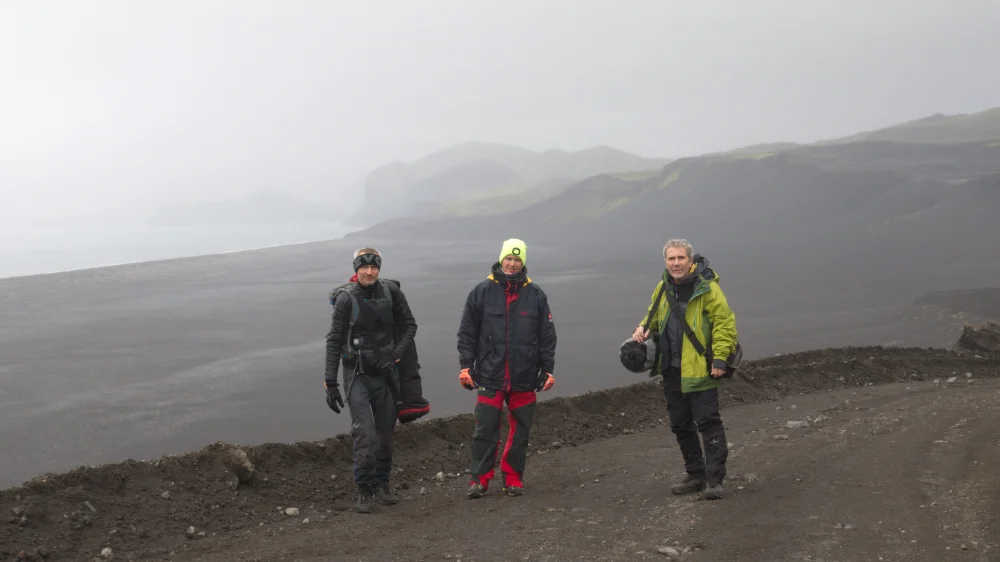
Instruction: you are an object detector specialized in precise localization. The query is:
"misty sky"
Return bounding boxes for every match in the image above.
[2,0,999,226]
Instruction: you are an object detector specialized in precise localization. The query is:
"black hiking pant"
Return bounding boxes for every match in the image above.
[665,385,728,484]
[345,367,397,488]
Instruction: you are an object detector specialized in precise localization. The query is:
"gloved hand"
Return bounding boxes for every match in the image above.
[536,371,555,391]
[459,368,476,390]
[377,356,399,372]
[325,381,345,414]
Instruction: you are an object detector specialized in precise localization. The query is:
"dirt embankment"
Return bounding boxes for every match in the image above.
[2,345,999,561]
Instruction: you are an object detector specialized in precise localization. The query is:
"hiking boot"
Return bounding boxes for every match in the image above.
[503,485,524,497]
[375,483,398,505]
[703,481,724,500]
[354,486,376,513]
[466,482,487,499]
[670,474,706,495]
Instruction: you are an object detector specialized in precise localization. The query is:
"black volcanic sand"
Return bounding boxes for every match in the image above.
[0,238,984,491]
[2,346,999,561]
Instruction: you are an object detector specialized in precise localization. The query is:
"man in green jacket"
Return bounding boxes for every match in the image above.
[632,238,738,500]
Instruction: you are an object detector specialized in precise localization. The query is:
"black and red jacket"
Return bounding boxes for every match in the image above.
[457,263,557,392]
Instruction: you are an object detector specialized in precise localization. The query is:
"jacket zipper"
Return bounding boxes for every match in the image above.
[503,283,511,392]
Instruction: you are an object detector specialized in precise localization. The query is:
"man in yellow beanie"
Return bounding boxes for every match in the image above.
[457,237,558,498]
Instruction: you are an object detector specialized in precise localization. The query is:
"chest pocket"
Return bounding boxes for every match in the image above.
[511,291,540,346]
[364,295,394,328]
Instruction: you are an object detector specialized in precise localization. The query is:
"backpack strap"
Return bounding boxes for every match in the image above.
[643,281,666,333]
[329,284,361,358]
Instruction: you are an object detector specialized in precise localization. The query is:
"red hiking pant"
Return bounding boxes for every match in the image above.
[468,389,537,489]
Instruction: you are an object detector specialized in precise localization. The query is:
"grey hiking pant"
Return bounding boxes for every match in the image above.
[344,367,398,488]
[665,386,728,484]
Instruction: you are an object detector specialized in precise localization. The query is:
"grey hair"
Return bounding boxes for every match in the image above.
[662,238,693,260]
[353,247,381,259]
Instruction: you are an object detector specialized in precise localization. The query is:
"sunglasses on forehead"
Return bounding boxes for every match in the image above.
[353,253,382,271]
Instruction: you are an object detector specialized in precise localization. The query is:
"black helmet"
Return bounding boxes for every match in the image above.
[619,338,656,373]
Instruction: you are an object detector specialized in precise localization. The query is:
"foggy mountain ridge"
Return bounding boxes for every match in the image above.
[720,105,1000,156]
[344,135,1000,303]
[146,189,340,226]
[347,141,671,226]
[818,106,1000,146]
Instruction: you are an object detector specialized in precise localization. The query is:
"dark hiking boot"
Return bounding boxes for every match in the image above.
[375,483,398,505]
[503,485,524,497]
[466,482,487,499]
[354,486,376,513]
[703,480,724,500]
[671,474,706,495]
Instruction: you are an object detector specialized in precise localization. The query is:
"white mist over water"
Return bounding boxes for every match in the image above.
[0,222,348,279]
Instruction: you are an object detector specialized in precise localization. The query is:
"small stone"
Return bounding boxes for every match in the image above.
[657,545,680,557]
[330,474,337,481]
[593,478,600,483]
[551,441,561,449]
[284,507,300,516]
[965,372,972,379]
[302,518,310,524]
[774,434,789,440]
[434,472,446,482]
[220,447,255,485]
[785,421,810,429]
[100,547,113,558]
[420,487,427,495]
[161,491,170,500]
[745,473,760,482]
[946,376,958,383]
[186,526,196,537]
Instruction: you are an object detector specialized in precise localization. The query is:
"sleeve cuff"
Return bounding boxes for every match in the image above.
[712,359,727,370]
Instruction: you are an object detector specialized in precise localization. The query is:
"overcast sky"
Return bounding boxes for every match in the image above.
[2,0,998,226]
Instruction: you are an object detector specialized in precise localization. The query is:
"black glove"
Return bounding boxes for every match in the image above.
[325,382,345,414]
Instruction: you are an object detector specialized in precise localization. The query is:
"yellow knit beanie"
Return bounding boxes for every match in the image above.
[498,238,527,265]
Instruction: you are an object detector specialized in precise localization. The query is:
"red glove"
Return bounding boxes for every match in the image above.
[538,373,555,391]
[459,368,476,390]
